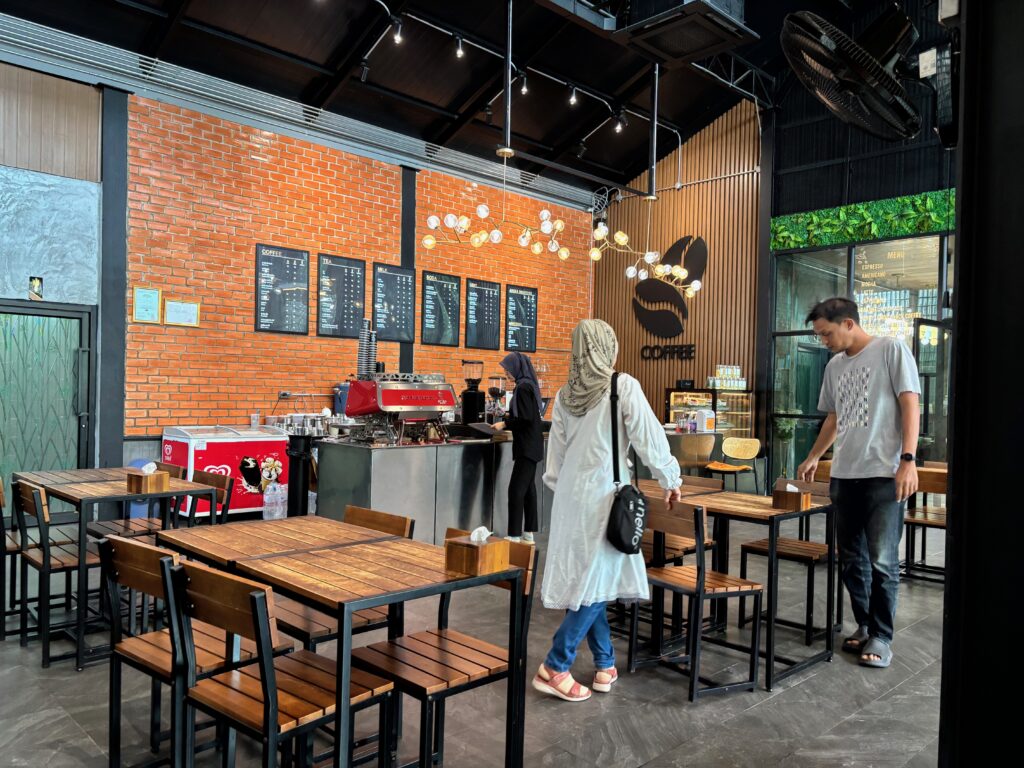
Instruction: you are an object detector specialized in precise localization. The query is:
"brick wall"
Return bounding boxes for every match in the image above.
[125,97,592,435]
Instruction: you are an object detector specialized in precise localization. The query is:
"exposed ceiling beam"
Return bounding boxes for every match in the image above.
[140,0,191,59]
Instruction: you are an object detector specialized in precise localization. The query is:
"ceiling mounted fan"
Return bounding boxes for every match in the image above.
[780,4,958,147]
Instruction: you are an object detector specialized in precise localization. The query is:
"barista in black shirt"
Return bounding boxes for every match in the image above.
[493,352,544,543]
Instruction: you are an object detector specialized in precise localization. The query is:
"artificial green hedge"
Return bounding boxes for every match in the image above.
[770,189,956,251]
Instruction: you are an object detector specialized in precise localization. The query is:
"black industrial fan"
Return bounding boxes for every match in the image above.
[781,6,928,142]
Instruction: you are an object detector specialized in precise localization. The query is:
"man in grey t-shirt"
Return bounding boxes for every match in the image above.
[798,298,920,669]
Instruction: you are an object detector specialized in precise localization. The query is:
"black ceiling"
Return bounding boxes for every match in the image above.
[0,0,861,190]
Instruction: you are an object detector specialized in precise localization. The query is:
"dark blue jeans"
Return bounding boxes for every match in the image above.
[831,477,904,642]
[544,602,615,673]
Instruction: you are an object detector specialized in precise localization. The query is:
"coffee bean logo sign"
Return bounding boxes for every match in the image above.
[632,235,708,339]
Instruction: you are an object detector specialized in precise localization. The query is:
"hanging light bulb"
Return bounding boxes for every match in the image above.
[489,229,503,244]
[422,235,436,250]
[691,279,702,291]
[392,16,403,44]
[539,209,551,221]
[540,220,553,235]
[614,118,623,133]
[426,215,440,230]
[589,247,602,261]
[594,223,608,240]
[520,75,528,95]
[457,215,471,231]
[625,265,638,279]
[470,233,484,248]
[455,35,464,58]
[557,247,570,261]
[476,204,489,219]
[443,213,457,229]
[553,219,565,232]
[643,251,658,264]
[476,230,488,242]
[517,231,531,248]
[547,239,559,253]
[569,87,577,106]
[671,265,685,279]
[685,287,696,298]
[679,268,688,279]
[530,241,544,255]
[613,231,629,246]
[638,269,649,281]
[654,264,666,276]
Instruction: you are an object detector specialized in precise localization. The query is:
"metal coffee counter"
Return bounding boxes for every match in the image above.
[316,438,551,544]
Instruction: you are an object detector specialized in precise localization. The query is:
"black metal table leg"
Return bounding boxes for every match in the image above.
[76,501,90,671]
[765,520,779,690]
[334,606,353,768]
[825,507,835,658]
[505,572,523,768]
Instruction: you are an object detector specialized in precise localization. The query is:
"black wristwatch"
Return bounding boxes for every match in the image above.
[900,452,916,463]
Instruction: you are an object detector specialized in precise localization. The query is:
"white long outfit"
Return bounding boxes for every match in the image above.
[541,373,681,611]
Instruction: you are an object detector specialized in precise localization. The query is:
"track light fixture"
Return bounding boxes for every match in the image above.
[614,109,628,133]
[359,59,370,82]
[455,35,464,58]
[575,142,587,159]
[569,86,577,106]
[520,75,528,95]
[391,16,403,44]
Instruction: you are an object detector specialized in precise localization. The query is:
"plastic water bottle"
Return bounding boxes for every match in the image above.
[262,483,287,520]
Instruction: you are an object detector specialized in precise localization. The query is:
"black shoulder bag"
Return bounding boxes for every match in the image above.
[606,372,649,555]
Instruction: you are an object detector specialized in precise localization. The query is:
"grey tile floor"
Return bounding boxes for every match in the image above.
[0,519,945,766]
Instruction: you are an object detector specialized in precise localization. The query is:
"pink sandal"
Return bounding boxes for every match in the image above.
[593,667,618,693]
[532,664,592,702]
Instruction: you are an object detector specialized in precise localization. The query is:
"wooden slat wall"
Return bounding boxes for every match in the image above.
[0,62,101,182]
[594,101,760,413]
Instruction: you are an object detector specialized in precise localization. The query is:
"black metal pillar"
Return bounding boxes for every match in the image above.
[940,0,1024,763]
[753,106,776,454]
[286,434,313,516]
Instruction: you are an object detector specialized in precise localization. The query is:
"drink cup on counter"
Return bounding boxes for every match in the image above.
[250,412,260,427]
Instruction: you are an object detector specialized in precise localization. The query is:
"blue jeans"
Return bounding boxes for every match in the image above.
[544,602,615,673]
[831,477,904,642]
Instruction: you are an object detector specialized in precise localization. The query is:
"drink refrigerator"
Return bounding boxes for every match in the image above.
[161,425,290,519]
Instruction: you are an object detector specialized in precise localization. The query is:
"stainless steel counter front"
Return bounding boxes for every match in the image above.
[317,439,550,544]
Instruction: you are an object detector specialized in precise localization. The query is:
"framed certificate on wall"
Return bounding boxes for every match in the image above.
[164,299,201,327]
[132,287,162,324]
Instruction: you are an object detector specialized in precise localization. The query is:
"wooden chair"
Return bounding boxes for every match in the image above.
[706,437,762,493]
[903,461,948,583]
[274,505,415,651]
[627,498,763,701]
[99,535,296,766]
[739,478,842,645]
[351,528,537,768]
[2,483,78,641]
[164,558,393,768]
[13,480,101,667]
[187,469,234,526]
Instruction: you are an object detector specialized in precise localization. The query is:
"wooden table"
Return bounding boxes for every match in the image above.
[236,537,525,768]
[156,516,399,566]
[12,469,218,670]
[697,491,835,690]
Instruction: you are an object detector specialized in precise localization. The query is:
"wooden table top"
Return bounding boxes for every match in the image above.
[13,468,129,486]
[236,538,491,611]
[694,491,829,522]
[42,477,216,506]
[156,516,399,566]
[637,479,721,499]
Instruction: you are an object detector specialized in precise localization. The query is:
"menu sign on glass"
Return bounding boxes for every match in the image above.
[505,284,538,352]
[421,271,461,347]
[256,243,309,334]
[372,263,415,342]
[317,254,365,338]
[465,278,501,350]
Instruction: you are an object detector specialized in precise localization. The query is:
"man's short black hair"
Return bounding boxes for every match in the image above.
[805,297,860,325]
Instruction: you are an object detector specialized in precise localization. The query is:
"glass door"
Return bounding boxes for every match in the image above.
[913,318,952,462]
[0,305,92,505]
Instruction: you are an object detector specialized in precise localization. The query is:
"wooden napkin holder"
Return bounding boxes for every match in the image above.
[127,469,169,494]
[445,535,510,576]
[772,489,811,511]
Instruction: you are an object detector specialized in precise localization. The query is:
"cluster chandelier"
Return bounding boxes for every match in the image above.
[590,218,704,298]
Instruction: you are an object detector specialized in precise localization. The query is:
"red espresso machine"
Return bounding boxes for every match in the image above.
[345,373,457,444]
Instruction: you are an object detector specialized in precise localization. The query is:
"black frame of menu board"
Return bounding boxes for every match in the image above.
[316,253,365,339]
[464,278,502,351]
[372,262,416,343]
[504,284,538,352]
[254,243,310,335]
[420,270,462,347]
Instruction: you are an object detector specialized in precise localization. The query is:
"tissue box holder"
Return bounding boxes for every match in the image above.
[772,490,811,511]
[445,536,510,576]
[126,469,169,494]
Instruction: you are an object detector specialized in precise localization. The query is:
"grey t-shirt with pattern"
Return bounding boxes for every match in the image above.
[818,336,921,479]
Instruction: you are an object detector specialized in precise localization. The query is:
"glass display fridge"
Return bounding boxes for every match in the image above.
[664,388,754,438]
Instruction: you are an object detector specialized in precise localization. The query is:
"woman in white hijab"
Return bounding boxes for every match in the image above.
[533,319,682,702]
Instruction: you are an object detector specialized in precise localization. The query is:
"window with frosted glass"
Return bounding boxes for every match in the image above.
[774,249,849,331]
[853,237,940,346]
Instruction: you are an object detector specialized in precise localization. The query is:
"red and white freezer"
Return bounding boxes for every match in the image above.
[161,425,290,519]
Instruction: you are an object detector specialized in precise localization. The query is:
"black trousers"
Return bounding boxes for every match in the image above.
[507,458,539,537]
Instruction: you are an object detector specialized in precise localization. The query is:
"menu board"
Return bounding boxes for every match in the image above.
[317,254,365,338]
[255,243,309,334]
[465,278,501,350]
[421,271,461,347]
[372,263,415,342]
[505,284,538,352]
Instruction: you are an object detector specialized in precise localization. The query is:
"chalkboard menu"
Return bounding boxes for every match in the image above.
[505,284,538,352]
[465,278,501,350]
[256,244,309,334]
[421,271,461,347]
[372,263,415,342]
[317,254,365,338]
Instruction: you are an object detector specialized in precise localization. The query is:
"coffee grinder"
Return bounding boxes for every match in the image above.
[460,360,486,424]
